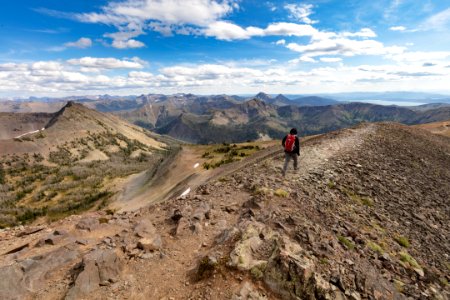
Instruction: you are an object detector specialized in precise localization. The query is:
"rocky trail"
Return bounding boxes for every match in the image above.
[0,122,449,300]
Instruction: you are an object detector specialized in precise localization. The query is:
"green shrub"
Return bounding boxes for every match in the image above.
[214,146,231,153]
[343,187,373,206]
[395,236,410,248]
[367,241,383,254]
[338,235,355,250]
[201,152,211,158]
[399,251,421,270]
[274,189,289,197]
[250,264,266,280]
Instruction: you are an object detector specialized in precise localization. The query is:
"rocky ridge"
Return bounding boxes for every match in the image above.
[0,122,448,299]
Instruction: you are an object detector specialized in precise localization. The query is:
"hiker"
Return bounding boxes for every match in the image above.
[282,128,300,176]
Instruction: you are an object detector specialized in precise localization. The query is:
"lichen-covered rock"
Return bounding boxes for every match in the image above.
[229,222,278,271]
[263,237,317,299]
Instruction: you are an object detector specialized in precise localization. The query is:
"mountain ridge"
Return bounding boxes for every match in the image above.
[0,122,448,299]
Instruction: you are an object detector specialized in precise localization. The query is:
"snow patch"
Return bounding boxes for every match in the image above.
[193,163,199,168]
[180,187,191,198]
[14,128,45,139]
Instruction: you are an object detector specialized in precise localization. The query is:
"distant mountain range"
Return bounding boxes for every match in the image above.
[2,92,450,144]
[108,94,450,143]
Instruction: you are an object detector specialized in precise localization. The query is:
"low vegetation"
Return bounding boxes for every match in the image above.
[337,235,355,250]
[367,241,384,254]
[395,236,410,248]
[274,189,289,197]
[202,143,261,170]
[0,131,174,228]
[399,251,422,271]
[341,187,374,207]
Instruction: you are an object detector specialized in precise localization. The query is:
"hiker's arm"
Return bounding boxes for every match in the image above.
[282,136,286,147]
[295,137,300,155]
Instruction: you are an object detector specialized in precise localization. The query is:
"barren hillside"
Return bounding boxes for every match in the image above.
[0,122,448,299]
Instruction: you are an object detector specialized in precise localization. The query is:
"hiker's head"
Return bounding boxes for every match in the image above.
[290,128,297,135]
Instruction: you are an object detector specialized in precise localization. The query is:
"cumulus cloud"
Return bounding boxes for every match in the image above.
[276,39,286,45]
[72,0,237,46]
[203,21,318,40]
[67,57,145,70]
[289,56,317,63]
[284,3,317,24]
[77,0,236,27]
[320,57,342,63]
[64,37,92,48]
[286,38,405,58]
[40,0,325,43]
[204,21,256,40]
[1,57,450,96]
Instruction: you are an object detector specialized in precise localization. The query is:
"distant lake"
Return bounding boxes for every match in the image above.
[344,100,426,106]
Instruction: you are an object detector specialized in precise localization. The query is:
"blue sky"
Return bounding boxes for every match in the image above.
[1,0,450,98]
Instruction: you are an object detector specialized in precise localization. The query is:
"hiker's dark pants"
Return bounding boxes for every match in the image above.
[282,152,298,175]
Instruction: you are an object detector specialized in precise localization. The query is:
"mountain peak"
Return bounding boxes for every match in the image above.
[275,94,289,101]
[255,92,272,101]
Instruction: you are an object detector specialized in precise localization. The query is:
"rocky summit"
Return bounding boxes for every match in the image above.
[0,122,449,299]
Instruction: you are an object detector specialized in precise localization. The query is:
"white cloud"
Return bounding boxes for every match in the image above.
[112,39,146,49]
[204,21,255,40]
[286,38,405,58]
[53,0,323,43]
[386,51,450,62]
[2,55,450,97]
[77,0,236,27]
[276,39,286,45]
[204,21,318,40]
[64,37,92,48]
[422,8,450,31]
[320,57,342,63]
[103,27,146,49]
[284,3,317,24]
[389,26,406,31]
[295,56,317,63]
[264,22,318,37]
[67,57,145,69]
[342,28,377,38]
[74,0,237,46]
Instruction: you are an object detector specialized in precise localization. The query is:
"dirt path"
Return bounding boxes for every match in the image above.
[292,124,375,177]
